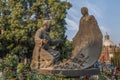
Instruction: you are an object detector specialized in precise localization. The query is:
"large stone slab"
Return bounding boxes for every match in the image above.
[38,68,100,78]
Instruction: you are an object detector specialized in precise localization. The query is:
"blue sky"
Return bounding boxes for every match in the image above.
[65,0,120,45]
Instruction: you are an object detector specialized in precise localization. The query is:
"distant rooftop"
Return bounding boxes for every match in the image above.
[103,32,114,46]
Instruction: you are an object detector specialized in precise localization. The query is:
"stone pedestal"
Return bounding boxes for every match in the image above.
[37,68,100,78]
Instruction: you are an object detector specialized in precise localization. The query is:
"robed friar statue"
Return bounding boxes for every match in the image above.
[31,20,62,70]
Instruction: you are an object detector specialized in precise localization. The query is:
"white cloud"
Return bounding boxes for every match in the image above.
[99,25,111,35]
[100,26,107,32]
[65,18,78,30]
[65,1,81,31]
[67,9,79,22]
[84,1,103,19]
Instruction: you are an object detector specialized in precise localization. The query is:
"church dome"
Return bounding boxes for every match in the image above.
[103,33,114,47]
[103,40,114,46]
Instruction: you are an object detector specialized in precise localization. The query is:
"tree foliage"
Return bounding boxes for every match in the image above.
[0,0,72,79]
[111,51,120,67]
[0,0,72,56]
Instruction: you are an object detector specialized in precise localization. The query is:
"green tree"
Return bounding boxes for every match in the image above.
[0,0,72,79]
[111,51,120,67]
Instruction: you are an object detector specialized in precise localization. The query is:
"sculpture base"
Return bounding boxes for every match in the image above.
[37,68,100,78]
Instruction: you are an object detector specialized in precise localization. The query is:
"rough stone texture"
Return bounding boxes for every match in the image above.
[30,20,61,70]
[53,7,103,70]
[31,7,103,77]
[71,7,103,69]
[38,68,100,77]
[31,48,54,69]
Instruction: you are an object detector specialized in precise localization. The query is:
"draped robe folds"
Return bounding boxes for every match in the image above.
[73,15,103,56]
[72,15,103,69]
[31,28,60,69]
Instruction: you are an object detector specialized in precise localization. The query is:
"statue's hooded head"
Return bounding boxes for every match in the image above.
[81,7,88,16]
[42,20,51,32]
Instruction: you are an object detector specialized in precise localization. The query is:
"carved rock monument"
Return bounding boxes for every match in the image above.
[30,20,61,69]
[30,7,103,77]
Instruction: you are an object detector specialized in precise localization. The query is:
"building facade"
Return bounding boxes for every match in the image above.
[99,33,120,64]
